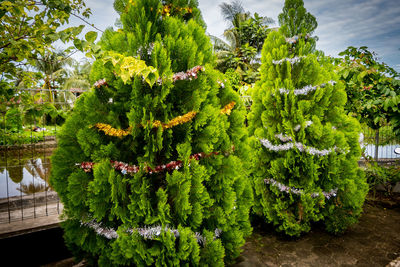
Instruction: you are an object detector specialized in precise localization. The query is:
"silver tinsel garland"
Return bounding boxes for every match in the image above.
[293,121,313,132]
[278,81,336,96]
[272,56,305,65]
[285,34,311,44]
[259,138,339,156]
[80,220,221,245]
[264,178,338,199]
[275,133,293,142]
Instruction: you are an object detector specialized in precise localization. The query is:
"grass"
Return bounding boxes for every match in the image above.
[0,125,58,145]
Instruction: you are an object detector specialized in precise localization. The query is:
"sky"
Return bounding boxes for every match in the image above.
[66,0,400,72]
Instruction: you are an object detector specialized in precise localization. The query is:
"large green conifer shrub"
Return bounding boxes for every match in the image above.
[50,0,252,265]
[247,23,368,235]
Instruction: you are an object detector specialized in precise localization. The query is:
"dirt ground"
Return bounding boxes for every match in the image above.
[233,193,400,267]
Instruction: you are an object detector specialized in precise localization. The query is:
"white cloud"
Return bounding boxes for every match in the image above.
[65,0,400,71]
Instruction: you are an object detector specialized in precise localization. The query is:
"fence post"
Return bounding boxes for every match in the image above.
[374,129,379,161]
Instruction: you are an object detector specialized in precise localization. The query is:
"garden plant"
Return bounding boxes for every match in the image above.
[247,0,368,236]
[50,0,252,265]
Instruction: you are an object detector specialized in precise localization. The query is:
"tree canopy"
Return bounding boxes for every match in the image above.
[338,46,400,137]
[0,0,91,81]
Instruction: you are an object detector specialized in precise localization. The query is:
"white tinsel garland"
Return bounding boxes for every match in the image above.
[264,178,338,199]
[278,81,336,96]
[275,133,293,142]
[285,34,311,44]
[265,121,312,133]
[259,138,339,156]
[293,120,313,132]
[80,220,221,245]
[272,56,305,65]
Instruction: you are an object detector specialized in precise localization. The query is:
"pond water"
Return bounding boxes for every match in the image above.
[0,149,53,199]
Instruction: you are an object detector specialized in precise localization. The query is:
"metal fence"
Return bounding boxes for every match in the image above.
[0,114,60,224]
[0,88,84,224]
[362,126,400,160]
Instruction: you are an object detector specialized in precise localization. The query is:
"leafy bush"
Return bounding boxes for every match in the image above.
[5,108,23,132]
[365,162,400,194]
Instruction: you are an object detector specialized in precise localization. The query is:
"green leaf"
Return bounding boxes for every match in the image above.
[73,39,83,51]
[72,25,85,36]
[343,70,350,79]
[85,31,98,43]
[47,33,59,41]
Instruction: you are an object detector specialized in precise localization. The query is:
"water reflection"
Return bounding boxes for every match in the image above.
[0,149,53,199]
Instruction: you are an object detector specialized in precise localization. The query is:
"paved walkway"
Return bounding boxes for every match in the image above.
[234,203,400,266]
[0,191,63,239]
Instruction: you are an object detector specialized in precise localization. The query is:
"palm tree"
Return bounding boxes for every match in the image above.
[35,49,71,103]
[211,1,274,77]
[63,58,92,90]
[60,59,92,107]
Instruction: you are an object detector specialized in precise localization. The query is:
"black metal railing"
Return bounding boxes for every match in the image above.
[0,87,86,224]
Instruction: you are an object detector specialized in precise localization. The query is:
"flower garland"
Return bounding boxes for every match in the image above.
[78,151,220,175]
[94,79,108,88]
[92,102,236,137]
[272,56,305,65]
[264,178,338,199]
[278,81,336,96]
[157,65,205,85]
[259,138,338,156]
[153,111,198,129]
[81,219,221,245]
[91,123,132,137]
[160,4,193,17]
[220,101,236,115]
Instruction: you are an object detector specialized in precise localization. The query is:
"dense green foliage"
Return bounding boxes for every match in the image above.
[0,0,90,82]
[337,46,400,137]
[50,0,252,265]
[247,18,367,235]
[278,0,317,50]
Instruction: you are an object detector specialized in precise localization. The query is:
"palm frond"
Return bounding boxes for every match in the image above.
[209,35,231,52]
[219,0,245,24]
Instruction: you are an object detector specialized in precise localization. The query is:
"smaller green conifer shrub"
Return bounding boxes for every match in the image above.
[247,28,368,236]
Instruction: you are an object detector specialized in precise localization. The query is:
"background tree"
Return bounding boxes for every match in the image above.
[0,0,90,82]
[35,49,73,103]
[51,0,252,265]
[247,0,367,236]
[63,59,92,91]
[337,46,400,159]
[211,1,274,83]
